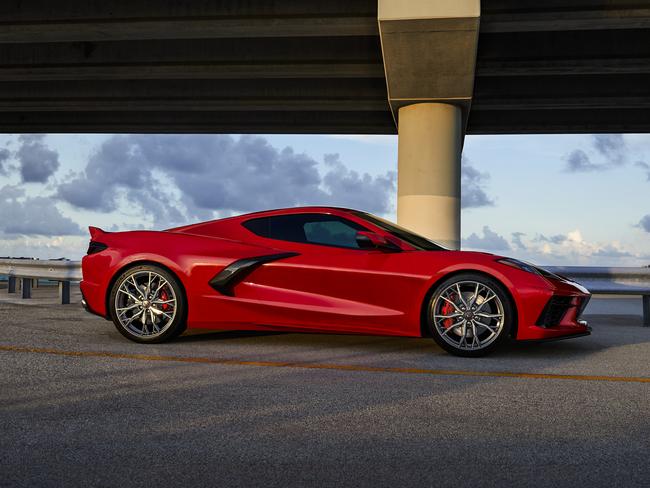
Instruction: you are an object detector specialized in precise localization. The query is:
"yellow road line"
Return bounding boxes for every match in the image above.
[1,344,649,383]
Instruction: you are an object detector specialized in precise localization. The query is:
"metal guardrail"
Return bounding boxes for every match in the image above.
[0,258,81,304]
[0,259,648,324]
[548,266,650,326]
[547,266,650,293]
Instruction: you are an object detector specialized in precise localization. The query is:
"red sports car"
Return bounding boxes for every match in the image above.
[81,207,591,357]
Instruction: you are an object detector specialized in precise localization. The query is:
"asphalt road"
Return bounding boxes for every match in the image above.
[1,287,649,488]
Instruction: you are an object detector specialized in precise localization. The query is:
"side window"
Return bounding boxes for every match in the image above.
[242,213,366,249]
[303,220,359,248]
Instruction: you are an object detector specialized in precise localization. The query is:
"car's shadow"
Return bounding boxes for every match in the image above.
[169,314,649,364]
[177,330,288,342]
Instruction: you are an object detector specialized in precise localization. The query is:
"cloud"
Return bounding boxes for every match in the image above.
[592,246,633,258]
[511,232,526,250]
[463,226,510,251]
[461,159,494,209]
[57,135,153,213]
[638,214,650,233]
[16,135,60,183]
[321,154,396,214]
[0,235,86,260]
[564,134,637,173]
[503,228,646,265]
[565,149,601,172]
[57,135,396,228]
[593,134,626,165]
[0,185,83,237]
[536,233,568,245]
[0,147,10,175]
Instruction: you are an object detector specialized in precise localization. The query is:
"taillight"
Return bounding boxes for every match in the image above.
[87,241,108,255]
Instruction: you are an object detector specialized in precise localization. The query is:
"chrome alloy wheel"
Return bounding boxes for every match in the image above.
[114,270,178,338]
[431,280,505,351]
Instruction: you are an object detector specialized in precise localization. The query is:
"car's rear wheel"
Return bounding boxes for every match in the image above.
[109,264,186,343]
[426,273,513,357]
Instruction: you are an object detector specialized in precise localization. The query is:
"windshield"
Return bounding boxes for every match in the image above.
[351,211,447,251]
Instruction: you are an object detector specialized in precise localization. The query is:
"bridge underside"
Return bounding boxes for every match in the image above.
[0,0,649,134]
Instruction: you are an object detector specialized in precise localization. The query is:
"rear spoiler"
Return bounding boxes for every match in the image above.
[88,226,108,240]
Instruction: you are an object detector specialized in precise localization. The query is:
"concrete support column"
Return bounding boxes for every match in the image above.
[397,103,462,250]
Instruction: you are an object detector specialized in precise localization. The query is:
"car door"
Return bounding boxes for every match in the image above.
[230,213,426,335]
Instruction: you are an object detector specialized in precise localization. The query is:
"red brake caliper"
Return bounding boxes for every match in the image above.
[441,293,456,329]
[159,289,170,311]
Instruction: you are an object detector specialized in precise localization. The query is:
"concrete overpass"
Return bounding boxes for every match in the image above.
[1,0,649,248]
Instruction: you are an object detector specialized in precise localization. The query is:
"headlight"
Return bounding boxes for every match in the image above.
[496,258,539,274]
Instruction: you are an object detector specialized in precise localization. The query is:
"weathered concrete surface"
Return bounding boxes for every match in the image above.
[0,1,648,134]
[0,287,649,488]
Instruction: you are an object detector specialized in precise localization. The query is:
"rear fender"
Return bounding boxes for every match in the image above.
[103,258,188,321]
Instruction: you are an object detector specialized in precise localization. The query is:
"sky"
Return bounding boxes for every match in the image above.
[0,132,648,266]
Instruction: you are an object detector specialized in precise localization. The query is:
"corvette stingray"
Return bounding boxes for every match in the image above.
[81,207,591,357]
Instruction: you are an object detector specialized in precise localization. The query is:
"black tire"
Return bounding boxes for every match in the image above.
[426,273,514,357]
[109,264,187,343]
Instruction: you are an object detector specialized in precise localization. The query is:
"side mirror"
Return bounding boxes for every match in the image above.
[356,231,401,252]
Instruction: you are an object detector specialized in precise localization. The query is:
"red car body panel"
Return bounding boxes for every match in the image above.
[81,207,591,341]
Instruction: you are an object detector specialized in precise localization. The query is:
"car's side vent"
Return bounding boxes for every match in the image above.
[210,252,299,296]
[87,241,108,255]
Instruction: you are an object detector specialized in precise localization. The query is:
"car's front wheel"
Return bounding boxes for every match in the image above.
[426,273,513,357]
[109,264,187,343]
